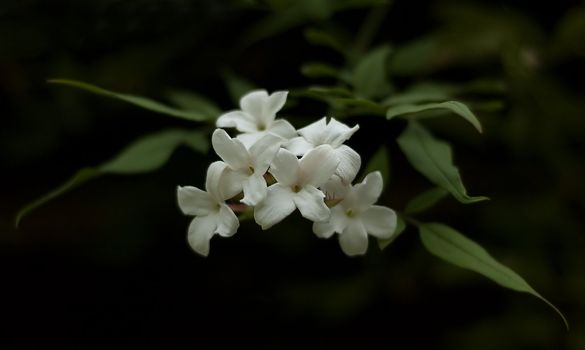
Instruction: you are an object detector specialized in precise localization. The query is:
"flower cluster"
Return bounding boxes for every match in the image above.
[177,90,397,257]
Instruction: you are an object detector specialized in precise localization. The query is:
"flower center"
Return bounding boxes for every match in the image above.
[292,184,302,193]
[248,166,255,175]
[345,209,354,217]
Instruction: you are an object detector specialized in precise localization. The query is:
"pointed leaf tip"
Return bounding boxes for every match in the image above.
[418,222,568,329]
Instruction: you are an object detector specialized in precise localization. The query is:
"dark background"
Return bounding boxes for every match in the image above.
[2,0,584,348]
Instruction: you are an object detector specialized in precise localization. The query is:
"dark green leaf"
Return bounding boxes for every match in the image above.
[304,27,345,53]
[362,145,390,188]
[352,45,392,99]
[16,129,208,226]
[388,36,439,76]
[100,129,208,174]
[240,5,306,47]
[378,215,406,250]
[308,85,353,96]
[300,62,342,79]
[419,222,568,329]
[15,168,99,228]
[332,98,385,114]
[166,89,222,120]
[222,71,256,106]
[331,0,389,12]
[48,79,211,122]
[397,122,488,204]
[405,187,449,214]
[382,82,455,106]
[387,101,483,133]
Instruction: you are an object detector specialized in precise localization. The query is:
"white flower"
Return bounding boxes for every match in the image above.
[177,161,239,257]
[313,171,397,256]
[211,128,281,206]
[254,145,340,229]
[285,117,361,183]
[216,90,296,148]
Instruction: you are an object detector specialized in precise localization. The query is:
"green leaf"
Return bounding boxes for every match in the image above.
[388,35,439,76]
[304,27,345,54]
[100,129,208,174]
[382,82,455,106]
[306,85,353,97]
[15,129,208,227]
[300,62,341,79]
[222,71,256,106]
[405,187,449,214]
[333,97,381,108]
[352,45,392,99]
[240,3,308,47]
[419,222,568,329]
[166,89,222,120]
[48,79,211,122]
[378,215,406,250]
[15,168,99,228]
[387,101,483,133]
[362,145,390,188]
[397,122,488,204]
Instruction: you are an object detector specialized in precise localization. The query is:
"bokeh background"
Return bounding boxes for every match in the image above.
[2,0,584,348]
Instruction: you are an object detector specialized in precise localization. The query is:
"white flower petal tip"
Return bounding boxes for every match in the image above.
[311,170,396,257]
[297,117,360,150]
[216,90,292,149]
[253,144,339,229]
[179,162,241,257]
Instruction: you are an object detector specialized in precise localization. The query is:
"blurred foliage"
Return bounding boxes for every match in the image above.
[1,0,584,348]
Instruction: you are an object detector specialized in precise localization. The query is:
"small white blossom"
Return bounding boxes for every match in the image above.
[285,117,361,183]
[254,145,340,229]
[313,171,397,256]
[211,128,281,206]
[216,90,296,148]
[177,161,239,257]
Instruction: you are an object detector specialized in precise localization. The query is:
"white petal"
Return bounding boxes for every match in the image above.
[216,111,258,133]
[323,118,359,147]
[268,119,297,140]
[362,205,397,239]
[334,145,361,184]
[241,173,268,206]
[254,184,296,229]
[313,203,349,238]
[338,219,368,256]
[298,144,339,187]
[269,148,299,187]
[349,171,384,213]
[216,204,239,237]
[284,136,314,156]
[293,185,329,222]
[212,129,249,170]
[205,161,230,201]
[221,168,247,199]
[313,221,336,239]
[236,131,265,149]
[187,216,216,257]
[265,90,288,117]
[177,186,215,216]
[321,175,350,201]
[298,117,327,144]
[249,133,281,174]
[240,90,271,128]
